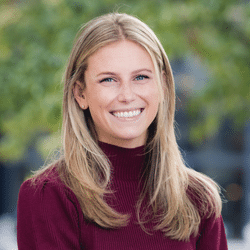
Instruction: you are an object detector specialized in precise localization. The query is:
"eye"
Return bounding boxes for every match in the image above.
[100,78,115,83]
[135,75,149,81]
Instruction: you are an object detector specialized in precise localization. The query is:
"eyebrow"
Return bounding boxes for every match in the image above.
[96,68,153,77]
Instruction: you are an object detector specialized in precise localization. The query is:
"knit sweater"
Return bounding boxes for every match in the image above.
[17,142,228,249]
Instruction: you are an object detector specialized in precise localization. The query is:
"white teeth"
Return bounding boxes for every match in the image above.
[112,109,142,118]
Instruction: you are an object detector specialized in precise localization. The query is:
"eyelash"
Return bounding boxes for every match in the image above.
[135,75,149,81]
[100,78,114,83]
[99,75,149,83]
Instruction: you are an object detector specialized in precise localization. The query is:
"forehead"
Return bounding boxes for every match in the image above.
[86,40,155,74]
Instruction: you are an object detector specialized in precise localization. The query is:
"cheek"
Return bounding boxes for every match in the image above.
[87,87,108,106]
[148,88,160,110]
[92,86,116,103]
[87,90,115,118]
[151,99,160,118]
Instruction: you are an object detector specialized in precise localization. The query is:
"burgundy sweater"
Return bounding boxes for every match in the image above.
[17,142,228,249]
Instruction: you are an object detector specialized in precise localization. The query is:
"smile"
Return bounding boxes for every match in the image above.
[111,108,144,118]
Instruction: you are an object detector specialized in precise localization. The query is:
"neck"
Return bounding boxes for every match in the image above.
[98,141,146,181]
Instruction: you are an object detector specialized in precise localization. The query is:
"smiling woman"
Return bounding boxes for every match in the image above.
[17,13,228,250]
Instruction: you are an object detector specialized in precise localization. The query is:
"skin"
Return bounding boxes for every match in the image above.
[74,40,160,148]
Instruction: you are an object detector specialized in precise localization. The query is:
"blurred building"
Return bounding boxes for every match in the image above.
[173,56,250,239]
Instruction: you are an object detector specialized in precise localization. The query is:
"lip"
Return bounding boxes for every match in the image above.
[109,108,144,121]
[110,108,144,113]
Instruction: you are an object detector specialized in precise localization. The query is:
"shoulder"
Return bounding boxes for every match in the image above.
[186,169,222,219]
[195,214,228,249]
[20,166,60,194]
[17,166,86,248]
[19,165,80,211]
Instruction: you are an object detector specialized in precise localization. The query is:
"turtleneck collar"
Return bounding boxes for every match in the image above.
[98,141,146,181]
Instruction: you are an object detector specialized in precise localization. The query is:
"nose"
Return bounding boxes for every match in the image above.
[117,82,136,103]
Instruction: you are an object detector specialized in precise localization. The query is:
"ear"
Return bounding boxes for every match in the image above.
[73,81,88,109]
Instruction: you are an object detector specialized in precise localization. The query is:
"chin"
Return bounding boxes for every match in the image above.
[114,133,146,144]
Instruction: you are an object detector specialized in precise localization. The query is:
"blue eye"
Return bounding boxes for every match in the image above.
[100,78,114,83]
[135,75,149,81]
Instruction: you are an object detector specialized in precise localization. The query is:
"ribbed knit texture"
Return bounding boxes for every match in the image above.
[17,141,228,249]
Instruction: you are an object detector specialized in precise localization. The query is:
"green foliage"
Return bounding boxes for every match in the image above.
[0,0,249,161]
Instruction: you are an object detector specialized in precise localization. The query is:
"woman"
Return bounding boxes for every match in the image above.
[17,13,228,249]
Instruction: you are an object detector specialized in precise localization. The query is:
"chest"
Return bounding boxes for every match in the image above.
[78,180,197,250]
[81,221,197,250]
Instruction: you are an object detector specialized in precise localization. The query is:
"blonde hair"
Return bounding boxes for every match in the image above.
[33,13,222,241]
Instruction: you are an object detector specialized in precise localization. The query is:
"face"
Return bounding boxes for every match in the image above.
[75,40,160,148]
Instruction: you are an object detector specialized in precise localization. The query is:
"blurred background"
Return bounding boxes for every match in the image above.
[0,0,249,249]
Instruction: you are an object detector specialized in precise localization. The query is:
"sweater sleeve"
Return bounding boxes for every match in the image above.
[17,178,83,250]
[196,214,228,250]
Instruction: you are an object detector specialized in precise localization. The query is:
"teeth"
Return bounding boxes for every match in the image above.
[112,109,142,118]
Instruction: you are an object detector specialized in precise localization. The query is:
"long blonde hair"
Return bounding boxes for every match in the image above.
[33,13,222,241]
